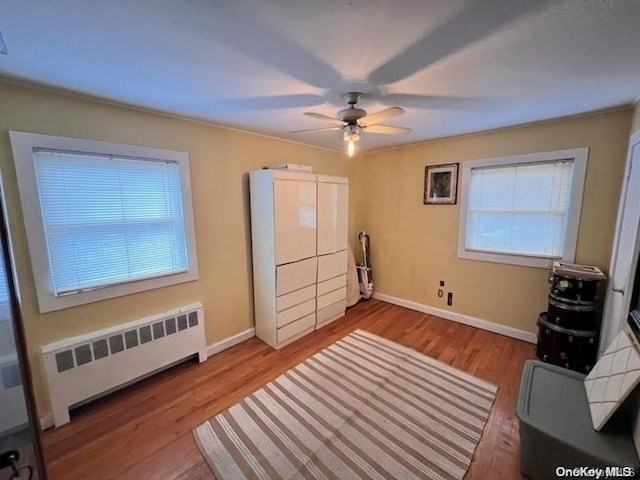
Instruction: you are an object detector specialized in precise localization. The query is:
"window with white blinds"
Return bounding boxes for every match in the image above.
[458,148,588,268]
[34,150,189,295]
[0,249,9,306]
[0,249,12,321]
[10,132,198,313]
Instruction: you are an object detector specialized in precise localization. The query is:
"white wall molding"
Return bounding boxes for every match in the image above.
[372,292,537,344]
[206,328,256,357]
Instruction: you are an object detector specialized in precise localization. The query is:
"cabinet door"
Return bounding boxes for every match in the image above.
[317,182,349,255]
[274,179,317,265]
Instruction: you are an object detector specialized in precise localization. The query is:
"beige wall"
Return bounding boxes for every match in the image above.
[1,78,633,417]
[0,81,347,416]
[351,109,632,334]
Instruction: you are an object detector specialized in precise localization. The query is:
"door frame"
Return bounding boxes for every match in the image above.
[0,188,48,478]
[600,129,640,353]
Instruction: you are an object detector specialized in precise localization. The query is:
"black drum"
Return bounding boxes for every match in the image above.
[546,296,598,331]
[549,273,598,305]
[536,313,598,373]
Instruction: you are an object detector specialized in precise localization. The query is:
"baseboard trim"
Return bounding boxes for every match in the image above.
[40,412,54,430]
[206,328,256,357]
[372,292,537,344]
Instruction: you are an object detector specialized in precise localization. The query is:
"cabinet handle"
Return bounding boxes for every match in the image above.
[613,287,625,295]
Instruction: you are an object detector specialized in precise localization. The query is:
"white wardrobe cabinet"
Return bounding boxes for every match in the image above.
[317,176,349,255]
[250,170,349,349]
[274,179,317,265]
[315,175,349,329]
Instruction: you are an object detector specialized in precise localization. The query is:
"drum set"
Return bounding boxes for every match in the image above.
[536,262,606,373]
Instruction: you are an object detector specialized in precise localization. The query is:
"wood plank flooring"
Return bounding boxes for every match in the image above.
[42,299,536,479]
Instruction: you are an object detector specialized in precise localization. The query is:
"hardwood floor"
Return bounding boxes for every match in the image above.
[42,299,536,479]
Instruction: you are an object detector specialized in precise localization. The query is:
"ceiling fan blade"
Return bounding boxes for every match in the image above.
[303,112,345,126]
[380,93,489,110]
[214,94,325,111]
[289,126,342,134]
[178,2,342,89]
[367,0,551,85]
[358,107,405,127]
[363,124,412,135]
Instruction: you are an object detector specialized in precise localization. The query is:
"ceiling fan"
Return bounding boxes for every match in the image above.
[290,92,411,157]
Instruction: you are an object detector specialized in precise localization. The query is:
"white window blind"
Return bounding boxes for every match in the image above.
[0,249,8,305]
[34,150,189,296]
[465,160,574,258]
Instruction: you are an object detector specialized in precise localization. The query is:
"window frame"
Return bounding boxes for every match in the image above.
[10,131,199,313]
[457,148,588,268]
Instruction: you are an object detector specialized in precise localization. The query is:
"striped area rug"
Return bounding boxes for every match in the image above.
[194,329,497,480]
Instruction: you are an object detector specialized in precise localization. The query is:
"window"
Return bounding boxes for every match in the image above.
[457,148,588,268]
[0,252,8,305]
[10,132,198,313]
[0,250,10,321]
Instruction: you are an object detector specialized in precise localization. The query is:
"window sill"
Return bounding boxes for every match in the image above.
[36,269,199,313]
[457,249,561,269]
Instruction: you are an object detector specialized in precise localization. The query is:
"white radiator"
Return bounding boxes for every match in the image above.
[41,303,206,427]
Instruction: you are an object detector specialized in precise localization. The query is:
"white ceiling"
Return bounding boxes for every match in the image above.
[1,0,640,153]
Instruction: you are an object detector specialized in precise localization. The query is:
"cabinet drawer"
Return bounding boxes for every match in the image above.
[277,298,315,328]
[278,313,315,344]
[316,300,346,328]
[317,286,346,310]
[317,250,347,282]
[276,257,317,296]
[277,284,315,312]
[317,274,346,297]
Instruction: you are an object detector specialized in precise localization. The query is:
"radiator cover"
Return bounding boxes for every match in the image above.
[41,302,206,427]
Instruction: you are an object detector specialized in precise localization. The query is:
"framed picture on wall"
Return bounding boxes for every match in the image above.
[424,163,459,204]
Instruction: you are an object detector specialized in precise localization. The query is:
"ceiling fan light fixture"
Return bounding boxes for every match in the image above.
[343,124,360,157]
[343,124,360,142]
[291,92,408,155]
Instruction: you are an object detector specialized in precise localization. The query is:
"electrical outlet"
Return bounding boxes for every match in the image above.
[439,280,445,287]
[447,292,453,306]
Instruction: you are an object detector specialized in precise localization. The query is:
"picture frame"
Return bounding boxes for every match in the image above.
[424,163,459,205]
